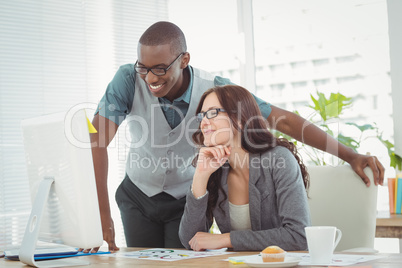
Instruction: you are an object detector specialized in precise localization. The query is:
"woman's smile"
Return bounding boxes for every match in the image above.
[202,129,215,135]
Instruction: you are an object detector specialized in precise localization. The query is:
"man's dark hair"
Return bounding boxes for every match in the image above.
[139,21,187,55]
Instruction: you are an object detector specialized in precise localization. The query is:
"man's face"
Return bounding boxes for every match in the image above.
[136,43,185,100]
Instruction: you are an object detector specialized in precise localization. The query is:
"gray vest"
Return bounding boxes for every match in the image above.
[125,68,215,199]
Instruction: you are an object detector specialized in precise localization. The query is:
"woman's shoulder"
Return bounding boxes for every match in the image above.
[258,146,299,171]
[261,146,294,160]
[259,147,301,183]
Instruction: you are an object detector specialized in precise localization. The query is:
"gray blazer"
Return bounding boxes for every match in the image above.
[179,146,311,251]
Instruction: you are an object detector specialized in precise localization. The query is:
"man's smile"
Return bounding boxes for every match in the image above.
[148,83,164,93]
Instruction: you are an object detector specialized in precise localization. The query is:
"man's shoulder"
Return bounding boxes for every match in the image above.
[191,66,214,80]
[111,64,138,90]
[117,63,135,76]
[214,75,234,86]
[191,66,232,86]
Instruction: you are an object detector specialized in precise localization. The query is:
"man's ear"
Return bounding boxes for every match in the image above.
[181,52,190,69]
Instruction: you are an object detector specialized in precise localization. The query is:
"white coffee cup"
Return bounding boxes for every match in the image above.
[305,226,342,264]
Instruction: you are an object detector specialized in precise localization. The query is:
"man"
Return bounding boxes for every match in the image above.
[90,21,384,252]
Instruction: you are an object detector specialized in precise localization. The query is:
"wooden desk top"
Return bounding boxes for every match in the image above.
[376,211,402,239]
[376,211,402,227]
[1,248,402,267]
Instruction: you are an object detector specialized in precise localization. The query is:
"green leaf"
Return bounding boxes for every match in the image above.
[337,134,359,152]
[309,94,326,121]
[346,122,376,132]
[324,101,339,119]
[308,91,353,122]
[377,135,395,153]
[303,90,398,169]
[390,153,402,171]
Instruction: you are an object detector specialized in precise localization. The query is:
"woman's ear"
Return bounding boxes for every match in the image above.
[237,120,243,130]
[232,121,242,145]
[231,121,242,141]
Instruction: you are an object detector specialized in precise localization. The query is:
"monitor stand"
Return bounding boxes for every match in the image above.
[19,177,90,267]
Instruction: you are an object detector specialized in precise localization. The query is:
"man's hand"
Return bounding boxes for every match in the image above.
[189,232,231,251]
[85,115,120,253]
[79,217,119,253]
[102,217,120,252]
[349,153,385,187]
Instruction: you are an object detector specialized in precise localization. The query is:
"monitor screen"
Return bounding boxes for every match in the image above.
[19,109,103,266]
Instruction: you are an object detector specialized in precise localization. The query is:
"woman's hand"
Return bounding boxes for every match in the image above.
[191,146,231,198]
[189,232,232,251]
[195,145,231,175]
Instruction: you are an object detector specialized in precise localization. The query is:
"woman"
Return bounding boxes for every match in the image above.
[179,85,311,251]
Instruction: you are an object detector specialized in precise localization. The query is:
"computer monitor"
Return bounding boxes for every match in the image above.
[19,109,103,267]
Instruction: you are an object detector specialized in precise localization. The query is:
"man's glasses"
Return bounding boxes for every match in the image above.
[196,108,226,122]
[134,52,184,76]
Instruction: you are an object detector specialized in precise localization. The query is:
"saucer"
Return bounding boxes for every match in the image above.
[245,256,302,268]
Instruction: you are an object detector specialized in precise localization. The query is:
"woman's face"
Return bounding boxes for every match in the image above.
[199,93,235,147]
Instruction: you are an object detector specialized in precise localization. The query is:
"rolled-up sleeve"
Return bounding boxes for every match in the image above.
[95,64,135,126]
[214,76,272,119]
[253,94,272,119]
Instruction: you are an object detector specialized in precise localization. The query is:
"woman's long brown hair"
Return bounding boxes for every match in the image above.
[192,85,309,221]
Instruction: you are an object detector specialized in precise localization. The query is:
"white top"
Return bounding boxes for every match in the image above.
[229,202,252,231]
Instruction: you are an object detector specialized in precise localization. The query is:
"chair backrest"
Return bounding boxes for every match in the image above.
[307,165,377,251]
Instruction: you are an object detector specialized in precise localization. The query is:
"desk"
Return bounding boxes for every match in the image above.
[1,248,402,267]
[376,211,402,252]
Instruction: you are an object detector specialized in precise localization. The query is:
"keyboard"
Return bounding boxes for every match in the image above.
[4,246,78,261]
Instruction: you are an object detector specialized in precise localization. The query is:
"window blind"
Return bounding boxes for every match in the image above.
[0,0,168,251]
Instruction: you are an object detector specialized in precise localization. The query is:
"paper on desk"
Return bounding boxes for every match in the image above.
[287,252,384,266]
[328,266,372,268]
[110,248,234,261]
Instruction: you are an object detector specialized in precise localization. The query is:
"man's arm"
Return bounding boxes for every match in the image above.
[267,105,384,186]
[90,114,120,252]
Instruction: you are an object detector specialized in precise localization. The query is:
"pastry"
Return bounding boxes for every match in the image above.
[261,245,286,262]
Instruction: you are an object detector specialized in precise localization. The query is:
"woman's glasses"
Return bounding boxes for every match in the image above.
[196,108,226,122]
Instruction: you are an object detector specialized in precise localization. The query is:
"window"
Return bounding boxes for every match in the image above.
[291,81,308,89]
[291,61,307,69]
[373,95,378,110]
[269,83,286,97]
[313,58,330,66]
[336,75,363,84]
[268,64,287,78]
[0,0,168,250]
[313,79,331,86]
[335,54,360,64]
[270,83,286,91]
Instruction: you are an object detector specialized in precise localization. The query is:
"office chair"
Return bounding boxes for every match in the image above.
[307,165,378,252]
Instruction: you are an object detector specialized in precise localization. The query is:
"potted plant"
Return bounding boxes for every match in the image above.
[272,91,402,171]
